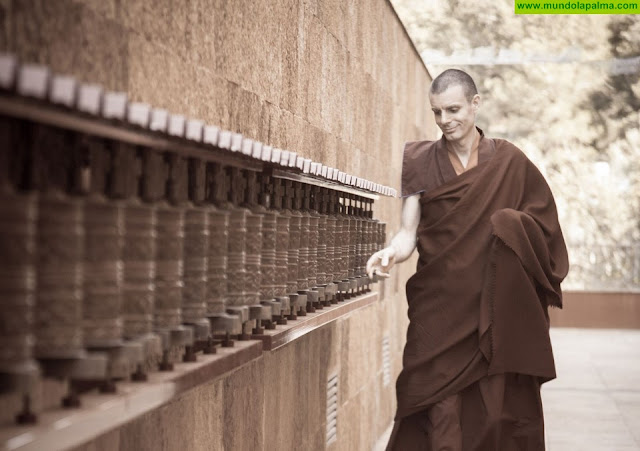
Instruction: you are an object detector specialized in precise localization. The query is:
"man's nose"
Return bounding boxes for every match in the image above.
[440,111,450,124]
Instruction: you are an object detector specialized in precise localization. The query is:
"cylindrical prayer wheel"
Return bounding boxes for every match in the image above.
[82,196,124,348]
[285,180,303,318]
[271,178,290,323]
[244,210,263,308]
[206,207,229,316]
[259,208,278,302]
[314,187,328,288]
[140,150,191,360]
[253,172,280,327]
[183,207,209,332]
[154,203,185,331]
[35,190,86,359]
[226,206,249,310]
[0,188,39,386]
[122,201,157,339]
[297,187,311,294]
[325,191,339,303]
[332,192,349,301]
[205,163,241,339]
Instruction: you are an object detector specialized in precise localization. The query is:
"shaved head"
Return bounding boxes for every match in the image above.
[430,69,478,102]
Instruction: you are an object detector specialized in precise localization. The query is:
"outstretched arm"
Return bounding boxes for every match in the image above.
[366,194,420,278]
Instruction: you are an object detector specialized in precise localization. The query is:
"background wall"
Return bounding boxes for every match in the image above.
[0,0,436,449]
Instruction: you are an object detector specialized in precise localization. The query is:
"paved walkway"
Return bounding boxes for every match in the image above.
[374,328,640,451]
[543,328,640,451]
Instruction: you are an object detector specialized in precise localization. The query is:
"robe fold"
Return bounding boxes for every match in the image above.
[389,131,569,450]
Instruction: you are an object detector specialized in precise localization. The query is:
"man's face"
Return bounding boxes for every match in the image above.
[429,84,479,143]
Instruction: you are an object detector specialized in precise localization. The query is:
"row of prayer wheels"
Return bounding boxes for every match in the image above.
[0,116,387,424]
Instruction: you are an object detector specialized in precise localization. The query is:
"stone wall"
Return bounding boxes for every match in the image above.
[0,0,436,449]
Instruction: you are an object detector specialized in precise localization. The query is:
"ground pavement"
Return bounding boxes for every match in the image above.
[374,328,640,451]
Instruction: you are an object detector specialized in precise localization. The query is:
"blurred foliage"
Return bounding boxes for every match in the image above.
[391,0,640,290]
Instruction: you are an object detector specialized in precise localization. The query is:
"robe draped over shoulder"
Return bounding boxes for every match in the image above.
[395,132,569,422]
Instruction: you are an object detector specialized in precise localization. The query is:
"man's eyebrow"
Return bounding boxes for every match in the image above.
[431,104,461,111]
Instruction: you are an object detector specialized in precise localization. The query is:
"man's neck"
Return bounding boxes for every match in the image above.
[446,127,479,156]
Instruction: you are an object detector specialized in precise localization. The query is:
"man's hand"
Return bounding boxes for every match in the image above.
[366,246,397,279]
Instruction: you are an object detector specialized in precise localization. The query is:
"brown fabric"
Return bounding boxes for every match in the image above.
[387,373,545,451]
[447,129,481,176]
[401,128,492,198]
[393,132,569,439]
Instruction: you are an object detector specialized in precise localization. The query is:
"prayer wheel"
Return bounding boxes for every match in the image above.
[0,117,39,423]
[177,155,212,359]
[296,181,314,314]
[284,180,304,318]
[271,178,291,324]
[112,142,161,378]
[139,149,192,370]
[205,163,240,342]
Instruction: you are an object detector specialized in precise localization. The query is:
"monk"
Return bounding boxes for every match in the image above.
[366,69,569,451]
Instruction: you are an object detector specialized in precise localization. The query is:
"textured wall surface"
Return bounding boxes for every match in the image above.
[1,0,436,449]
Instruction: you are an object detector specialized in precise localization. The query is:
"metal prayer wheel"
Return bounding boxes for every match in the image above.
[29,125,85,361]
[296,182,314,314]
[239,170,269,336]
[316,187,336,305]
[353,196,366,295]
[324,189,339,304]
[271,178,291,324]
[30,125,110,404]
[311,186,329,306]
[37,191,112,397]
[0,117,40,421]
[114,144,161,378]
[174,156,212,360]
[140,149,192,370]
[223,166,259,339]
[302,183,322,311]
[205,163,240,341]
[330,191,349,301]
[75,137,139,388]
[284,180,304,318]
[82,197,124,349]
[0,187,39,424]
[0,188,38,380]
[363,198,374,291]
[250,171,281,331]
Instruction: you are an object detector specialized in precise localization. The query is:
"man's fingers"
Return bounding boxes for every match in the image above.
[381,254,389,267]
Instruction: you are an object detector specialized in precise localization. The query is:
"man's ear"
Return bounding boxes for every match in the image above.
[472,94,480,112]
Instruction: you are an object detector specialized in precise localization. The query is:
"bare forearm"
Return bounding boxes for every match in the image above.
[389,228,417,263]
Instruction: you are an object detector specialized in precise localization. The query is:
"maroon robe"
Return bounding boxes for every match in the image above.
[387,130,569,450]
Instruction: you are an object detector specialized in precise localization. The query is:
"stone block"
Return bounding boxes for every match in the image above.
[263,345,297,449]
[276,0,302,114]
[227,83,266,141]
[127,33,187,114]
[320,29,346,138]
[74,0,119,21]
[121,0,189,61]
[118,405,165,450]
[318,0,346,45]
[71,429,120,451]
[10,0,128,90]
[303,121,327,163]
[185,0,218,70]
[212,0,282,105]
[191,379,225,451]
[222,358,265,450]
[302,16,324,128]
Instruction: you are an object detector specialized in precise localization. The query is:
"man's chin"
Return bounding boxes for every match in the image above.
[443,131,459,141]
